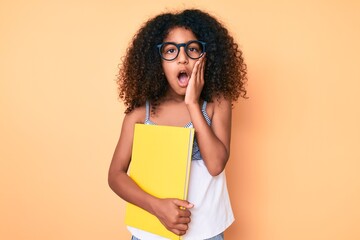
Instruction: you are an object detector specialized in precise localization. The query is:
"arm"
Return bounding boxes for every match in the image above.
[108,109,193,235]
[186,98,231,176]
[185,58,231,176]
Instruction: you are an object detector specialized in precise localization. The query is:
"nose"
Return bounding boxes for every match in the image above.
[177,46,188,64]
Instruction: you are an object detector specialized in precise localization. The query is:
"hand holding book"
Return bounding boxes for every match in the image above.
[152,198,194,236]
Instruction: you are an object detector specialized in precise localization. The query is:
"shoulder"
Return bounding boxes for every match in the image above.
[205,96,231,119]
[123,104,147,125]
[118,105,147,148]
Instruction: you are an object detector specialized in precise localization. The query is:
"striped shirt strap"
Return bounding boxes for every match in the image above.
[201,101,211,125]
[145,100,150,123]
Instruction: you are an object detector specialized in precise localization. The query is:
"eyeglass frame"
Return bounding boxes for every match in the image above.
[156,40,207,61]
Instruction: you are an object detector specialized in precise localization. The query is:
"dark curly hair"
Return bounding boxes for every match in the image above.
[117,9,247,113]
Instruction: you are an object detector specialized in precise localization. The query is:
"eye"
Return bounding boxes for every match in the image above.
[166,48,176,54]
[188,47,199,52]
[187,42,202,53]
[162,44,178,55]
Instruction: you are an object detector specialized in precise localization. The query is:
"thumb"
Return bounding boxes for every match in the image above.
[173,199,194,209]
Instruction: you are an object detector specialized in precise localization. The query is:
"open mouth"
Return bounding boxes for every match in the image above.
[177,71,189,87]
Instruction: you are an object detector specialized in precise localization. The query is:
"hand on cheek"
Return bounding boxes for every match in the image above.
[185,55,206,105]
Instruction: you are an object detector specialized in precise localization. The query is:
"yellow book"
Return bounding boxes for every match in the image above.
[125,124,195,240]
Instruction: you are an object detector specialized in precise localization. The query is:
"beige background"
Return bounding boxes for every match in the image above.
[1,0,360,239]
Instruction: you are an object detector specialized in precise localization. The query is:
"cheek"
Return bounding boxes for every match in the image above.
[189,62,196,71]
[161,62,174,77]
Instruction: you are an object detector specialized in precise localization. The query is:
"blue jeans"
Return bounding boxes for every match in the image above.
[131,232,224,240]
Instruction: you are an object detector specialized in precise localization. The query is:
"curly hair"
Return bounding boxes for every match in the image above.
[117,9,247,113]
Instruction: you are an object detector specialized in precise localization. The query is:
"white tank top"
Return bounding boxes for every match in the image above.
[127,101,234,239]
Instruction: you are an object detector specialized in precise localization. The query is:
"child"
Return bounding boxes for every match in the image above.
[108,9,247,240]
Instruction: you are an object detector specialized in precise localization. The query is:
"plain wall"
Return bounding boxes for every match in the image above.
[1,0,359,239]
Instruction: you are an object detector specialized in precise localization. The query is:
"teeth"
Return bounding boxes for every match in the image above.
[180,71,187,76]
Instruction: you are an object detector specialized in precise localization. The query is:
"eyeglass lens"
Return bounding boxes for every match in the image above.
[160,41,205,61]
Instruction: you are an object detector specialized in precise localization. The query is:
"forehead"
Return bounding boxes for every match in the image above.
[163,27,198,43]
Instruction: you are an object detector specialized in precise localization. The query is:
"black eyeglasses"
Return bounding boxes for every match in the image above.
[157,40,206,61]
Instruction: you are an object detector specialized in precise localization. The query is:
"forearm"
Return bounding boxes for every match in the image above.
[108,171,158,215]
[108,170,193,235]
[186,103,230,176]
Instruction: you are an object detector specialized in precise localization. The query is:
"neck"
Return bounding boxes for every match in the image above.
[164,89,185,103]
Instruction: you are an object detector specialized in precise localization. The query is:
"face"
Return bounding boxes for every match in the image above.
[161,27,200,97]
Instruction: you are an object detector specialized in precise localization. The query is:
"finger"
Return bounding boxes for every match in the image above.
[167,224,188,236]
[173,223,189,231]
[170,228,187,236]
[196,61,201,83]
[200,56,206,83]
[177,215,191,224]
[173,199,194,209]
[190,60,201,81]
[178,208,191,217]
